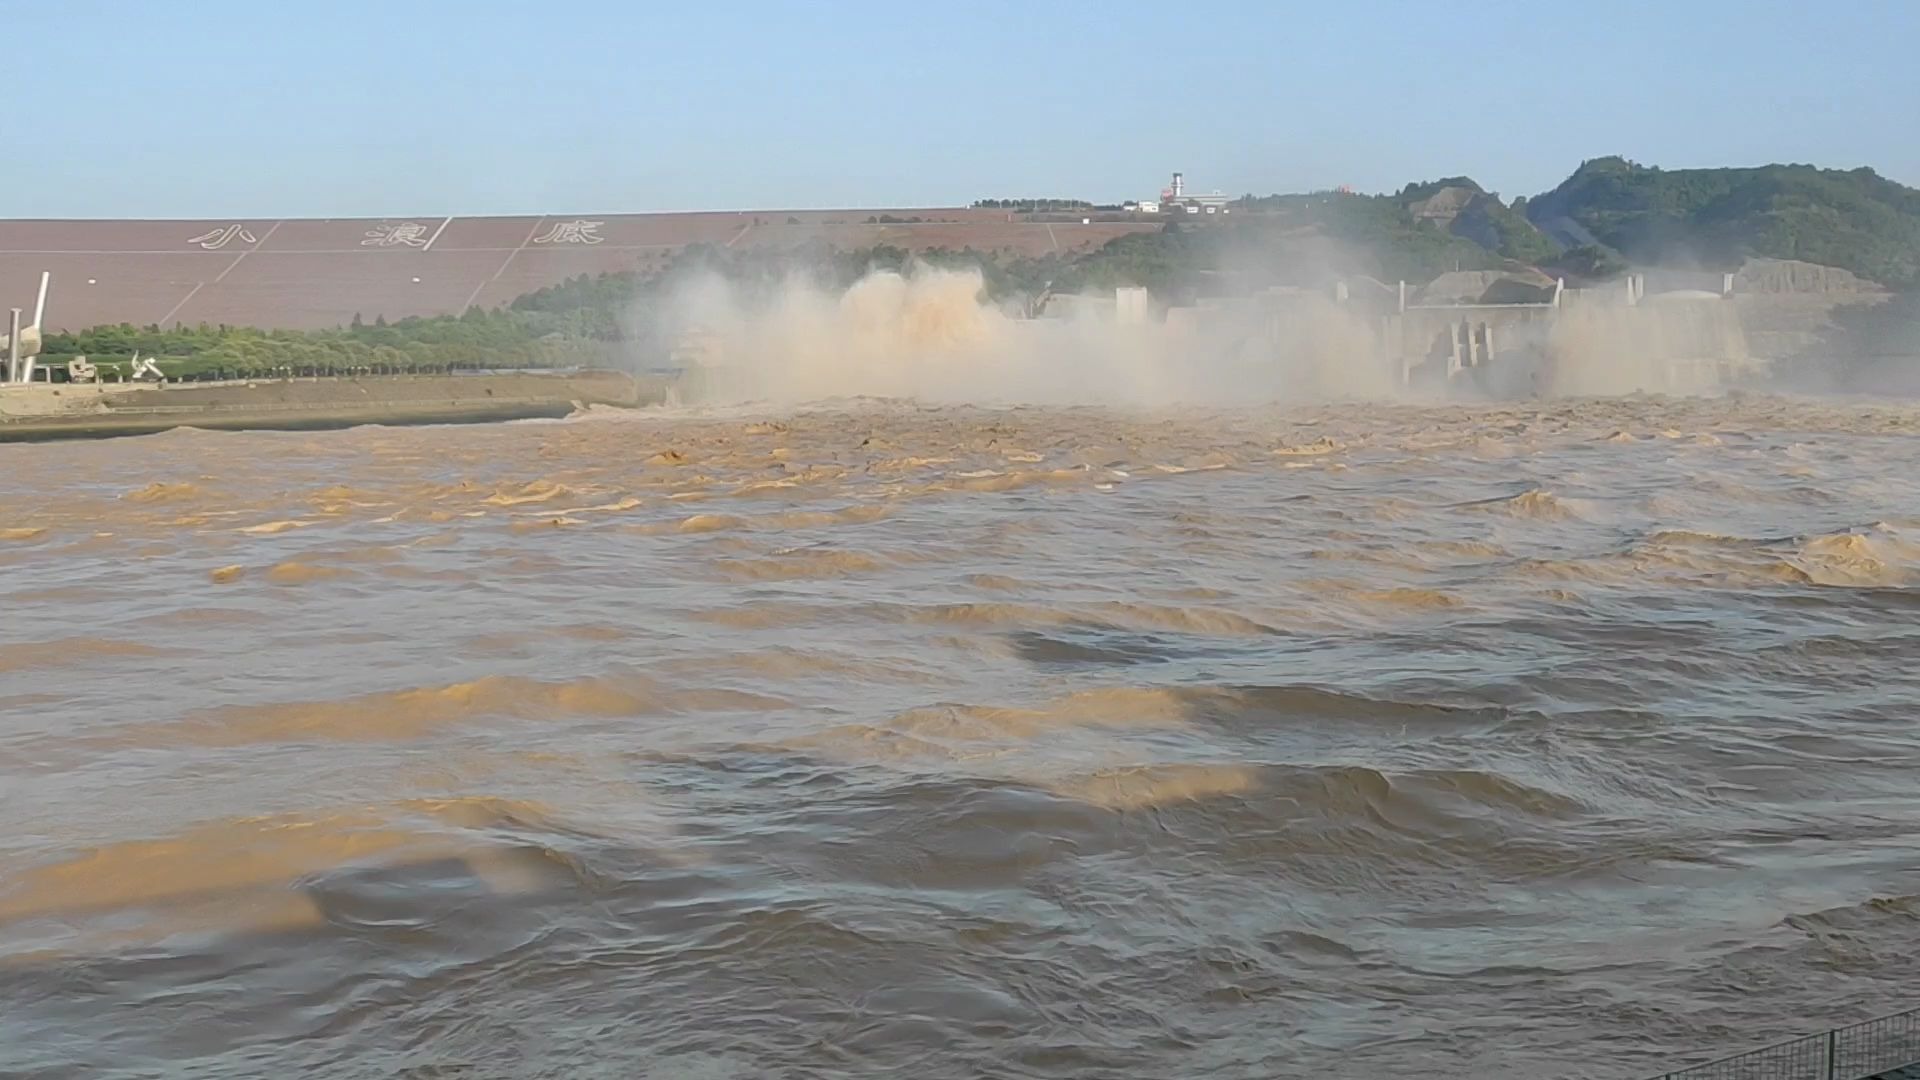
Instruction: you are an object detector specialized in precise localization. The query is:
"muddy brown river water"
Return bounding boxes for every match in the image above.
[2,396,1918,1078]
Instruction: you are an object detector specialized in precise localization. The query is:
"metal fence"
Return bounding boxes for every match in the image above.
[1655,1006,1920,1080]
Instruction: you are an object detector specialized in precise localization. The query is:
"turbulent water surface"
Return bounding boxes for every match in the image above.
[2,396,1919,1078]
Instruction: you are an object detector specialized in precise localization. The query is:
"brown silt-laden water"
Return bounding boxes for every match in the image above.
[2,396,1918,1078]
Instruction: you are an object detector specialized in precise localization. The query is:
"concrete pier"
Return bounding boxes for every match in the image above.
[1375,274,1750,393]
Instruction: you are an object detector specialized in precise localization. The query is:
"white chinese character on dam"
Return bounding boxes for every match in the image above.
[531,220,605,245]
[187,224,258,250]
[361,222,431,248]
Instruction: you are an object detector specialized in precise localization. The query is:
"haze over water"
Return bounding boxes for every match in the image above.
[2,394,1919,1078]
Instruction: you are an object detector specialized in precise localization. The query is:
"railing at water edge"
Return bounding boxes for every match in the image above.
[1652,1006,1920,1080]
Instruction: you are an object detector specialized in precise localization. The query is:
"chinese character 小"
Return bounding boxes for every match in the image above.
[187,225,258,251]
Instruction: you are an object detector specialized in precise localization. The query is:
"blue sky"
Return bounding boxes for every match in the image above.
[9,0,1917,217]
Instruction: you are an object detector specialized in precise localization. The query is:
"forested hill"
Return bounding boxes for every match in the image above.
[1225,178,1555,281]
[1219,159,1920,290]
[1525,157,1920,289]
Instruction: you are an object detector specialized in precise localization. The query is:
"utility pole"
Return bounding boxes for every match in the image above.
[6,308,20,384]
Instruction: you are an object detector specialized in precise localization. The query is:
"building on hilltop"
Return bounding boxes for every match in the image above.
[1149,172,1231,215]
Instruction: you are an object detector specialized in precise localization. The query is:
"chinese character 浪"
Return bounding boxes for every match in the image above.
[361,222,431,248]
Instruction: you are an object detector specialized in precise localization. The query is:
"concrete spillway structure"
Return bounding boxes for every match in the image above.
[1385,274,1753,396]
[1140,270,1757,400]
[1537,291,1752,396]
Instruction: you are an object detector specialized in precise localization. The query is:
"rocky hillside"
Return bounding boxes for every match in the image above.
[1394,178,1558,264]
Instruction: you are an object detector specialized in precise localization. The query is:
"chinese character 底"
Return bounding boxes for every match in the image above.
[531,220,605,245]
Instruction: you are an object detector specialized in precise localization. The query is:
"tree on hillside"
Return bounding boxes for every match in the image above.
[1526,159,1920,287]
